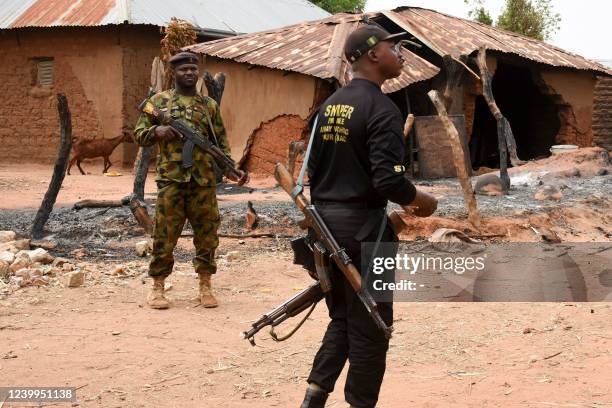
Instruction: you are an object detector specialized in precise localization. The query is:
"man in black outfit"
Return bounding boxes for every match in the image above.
[300,24,438,408]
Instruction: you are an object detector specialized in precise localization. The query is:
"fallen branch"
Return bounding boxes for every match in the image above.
[73,199,125,210]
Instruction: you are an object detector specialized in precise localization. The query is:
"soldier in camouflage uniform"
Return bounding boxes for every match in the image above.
[134,51,232,309]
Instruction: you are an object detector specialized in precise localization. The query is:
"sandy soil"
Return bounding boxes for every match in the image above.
[1,151,611,407]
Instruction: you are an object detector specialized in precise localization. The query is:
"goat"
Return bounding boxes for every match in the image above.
[67,132,132,175]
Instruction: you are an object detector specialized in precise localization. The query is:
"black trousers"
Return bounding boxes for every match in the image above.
[306,205,396,408]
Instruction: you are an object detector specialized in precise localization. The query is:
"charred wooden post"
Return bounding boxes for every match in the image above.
[202,71,226,183]
[287,140,306,180]
[31,94,73,239]
[476,47,522,187]
[442,55,465,112]
[133,58,164,200]
[403,113,415,140]
[129,195,154,235]
[203,71,226,105]
[428,90,481,229]
[132,145,154,200]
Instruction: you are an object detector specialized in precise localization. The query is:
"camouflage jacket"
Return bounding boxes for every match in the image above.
[133,89,231,187]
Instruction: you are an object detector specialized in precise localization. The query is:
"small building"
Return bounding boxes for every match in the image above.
[188,7,611,176]
[0,0,329,166]
[189,13,440,171]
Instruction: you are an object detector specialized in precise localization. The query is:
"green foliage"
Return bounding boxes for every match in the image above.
[496,0,560,41]
[464,0,560,40]
[464,0,493,25]
[310,0,365,14]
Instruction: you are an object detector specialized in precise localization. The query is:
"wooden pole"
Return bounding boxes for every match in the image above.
[31,94,73,239]
[476,47,523,184]
[133,57,164,200]
[403,113,415,140]
[132,145,153,200]
[202,71,226,183]
[427,90,481,229]
[442,55,465,112]
[129,195,154,235]
[203,72,226,105]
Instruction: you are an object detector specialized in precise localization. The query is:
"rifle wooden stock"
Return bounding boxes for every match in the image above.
[274,163,363,293]
[273,163,392,339]
[275,164,309,210]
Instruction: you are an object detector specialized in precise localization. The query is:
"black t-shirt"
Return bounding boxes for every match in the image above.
[308,78,416,208]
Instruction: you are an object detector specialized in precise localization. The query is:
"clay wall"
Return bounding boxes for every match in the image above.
[0,27,123,167]
[593,76,612,150]
[541,70,597,147]
[200,57,318,162]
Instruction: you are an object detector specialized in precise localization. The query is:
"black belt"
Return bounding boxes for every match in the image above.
[313,201,387,241]
[313,200,384,210]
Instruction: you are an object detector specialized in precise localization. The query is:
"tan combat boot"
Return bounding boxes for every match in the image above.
[199,274,218,308]
[147,276,170,309]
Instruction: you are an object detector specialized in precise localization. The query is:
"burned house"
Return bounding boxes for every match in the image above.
[0,0,329,166]
[187,7,611,177]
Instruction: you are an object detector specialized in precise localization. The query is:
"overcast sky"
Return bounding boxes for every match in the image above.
[364,0,611,61]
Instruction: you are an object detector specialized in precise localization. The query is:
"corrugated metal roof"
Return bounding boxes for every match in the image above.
[384,7,611,75]
[187,13,442,93]
[596,60,612,69]
[0,0,330,33]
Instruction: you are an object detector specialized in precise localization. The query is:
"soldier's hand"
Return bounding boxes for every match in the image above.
[403,190,437,218]
[226,170,249,186]
[154,126,181,142]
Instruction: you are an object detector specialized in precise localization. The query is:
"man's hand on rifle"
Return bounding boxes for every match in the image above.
[225,170,249,186]
[403,190,438,218]
[153,125,182,142]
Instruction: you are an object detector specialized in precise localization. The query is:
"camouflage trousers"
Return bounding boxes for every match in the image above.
[149,179,220,277]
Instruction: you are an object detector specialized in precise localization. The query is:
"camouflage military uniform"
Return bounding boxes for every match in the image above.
[134,89,230,277]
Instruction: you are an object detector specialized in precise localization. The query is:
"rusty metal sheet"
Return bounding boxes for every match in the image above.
[385,7,611,76]
[187,13,441,93]
[0,0,330,33]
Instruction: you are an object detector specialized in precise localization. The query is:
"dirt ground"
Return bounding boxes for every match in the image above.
[1,150,611,407]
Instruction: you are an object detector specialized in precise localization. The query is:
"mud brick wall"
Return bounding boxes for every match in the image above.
[593,76,612,151]
[120,26,161,165]
[540,70,597,147]
[0,27,125,164]
[242,115,308,176]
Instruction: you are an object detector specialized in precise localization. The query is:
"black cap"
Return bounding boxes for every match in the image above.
[344,24,408,63]
[169,51,199,67]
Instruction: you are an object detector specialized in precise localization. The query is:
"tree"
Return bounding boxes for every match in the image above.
[464,0,560,40]
[496,0,560,41]
[464,0,493,25]
[311,0,365,14]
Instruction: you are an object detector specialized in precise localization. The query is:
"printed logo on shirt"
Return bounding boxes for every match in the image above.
[394,165,405,173]
[321,104,355,143]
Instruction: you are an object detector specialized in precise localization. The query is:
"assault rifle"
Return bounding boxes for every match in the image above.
[139,99,248,185]
[242,163,393,346]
